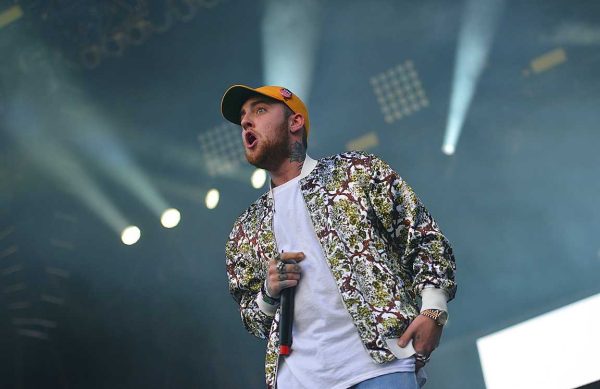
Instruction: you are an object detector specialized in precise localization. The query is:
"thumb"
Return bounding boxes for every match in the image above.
[398,327,414,348]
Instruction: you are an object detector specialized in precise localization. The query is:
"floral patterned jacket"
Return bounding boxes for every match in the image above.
[225,151,456,388]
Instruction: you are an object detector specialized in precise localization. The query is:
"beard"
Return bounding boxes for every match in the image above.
[245,122,290,171]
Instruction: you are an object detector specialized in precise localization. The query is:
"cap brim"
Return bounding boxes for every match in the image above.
[221,85,262,125]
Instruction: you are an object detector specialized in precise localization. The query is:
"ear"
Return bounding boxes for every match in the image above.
[288,113,305,135]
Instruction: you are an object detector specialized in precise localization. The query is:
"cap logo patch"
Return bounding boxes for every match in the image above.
[280,88,293,100]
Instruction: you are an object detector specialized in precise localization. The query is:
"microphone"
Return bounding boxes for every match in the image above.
[279,281,295,355]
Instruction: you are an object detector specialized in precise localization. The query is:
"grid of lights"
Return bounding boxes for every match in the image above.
[370,60,429,124]
[197,122,245,177]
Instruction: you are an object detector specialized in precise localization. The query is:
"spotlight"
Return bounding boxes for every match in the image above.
[205,189,220,210]
[161,208,181,228]
[442,144,455,156]
[251,169,267,189]
[121,226,141,245]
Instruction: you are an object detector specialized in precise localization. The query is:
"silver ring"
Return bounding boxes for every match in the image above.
[276,261,286,274]
[415,353,430,363]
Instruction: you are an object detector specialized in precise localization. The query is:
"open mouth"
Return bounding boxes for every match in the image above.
[245,132,257,148]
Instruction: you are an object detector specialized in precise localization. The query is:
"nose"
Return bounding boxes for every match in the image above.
[241,113,253,131]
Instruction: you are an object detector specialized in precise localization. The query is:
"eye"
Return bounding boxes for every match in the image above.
[256,107,266,114]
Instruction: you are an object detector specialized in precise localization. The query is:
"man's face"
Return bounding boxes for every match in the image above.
[239,96,290,171]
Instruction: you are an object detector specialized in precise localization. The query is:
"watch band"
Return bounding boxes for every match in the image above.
[420,309,447,326]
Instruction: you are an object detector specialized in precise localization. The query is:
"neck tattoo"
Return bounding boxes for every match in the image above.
[289,141,306,170]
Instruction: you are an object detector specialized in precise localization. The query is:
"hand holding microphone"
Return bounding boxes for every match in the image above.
[266,251,304,356]
[266,251,305,298]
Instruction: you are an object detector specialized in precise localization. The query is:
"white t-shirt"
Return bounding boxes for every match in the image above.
[272,175,415,389]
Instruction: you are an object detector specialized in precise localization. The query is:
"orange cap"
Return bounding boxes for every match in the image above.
[220,85,310,138]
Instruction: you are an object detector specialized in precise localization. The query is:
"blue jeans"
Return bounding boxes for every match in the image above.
[351,372,419,389]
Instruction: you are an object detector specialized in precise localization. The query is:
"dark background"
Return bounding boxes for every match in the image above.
[1,0,599,388]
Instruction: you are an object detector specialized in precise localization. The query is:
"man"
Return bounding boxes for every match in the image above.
[222,85,456,389]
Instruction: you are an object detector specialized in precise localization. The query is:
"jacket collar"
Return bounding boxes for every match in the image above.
[299,154,318,180]
[268,154,317,199]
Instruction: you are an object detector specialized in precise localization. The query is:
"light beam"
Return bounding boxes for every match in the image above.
[261,0,322,102]
[442,0,505,155]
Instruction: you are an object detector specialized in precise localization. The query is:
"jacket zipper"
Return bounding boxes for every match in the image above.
[299,185,364,340]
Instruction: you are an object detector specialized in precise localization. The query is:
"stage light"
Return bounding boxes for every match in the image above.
[529,47,567,75]
[197,122,246,177]
[205,189,220,209]
[3,49,167,241]
[370,61,429,124]
[443,0,504,155]
[251,169,267,189]
[442,144,455,156]
[346,132,379,152]
[477,293,600,389]
[0,4,23,29]
[121,226,141,245]
[161,208,181,228]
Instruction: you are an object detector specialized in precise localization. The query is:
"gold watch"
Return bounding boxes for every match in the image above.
[420,309,448,326]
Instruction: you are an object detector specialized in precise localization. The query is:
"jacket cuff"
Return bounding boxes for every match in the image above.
[420,287,449,313]
[256,291,278,316]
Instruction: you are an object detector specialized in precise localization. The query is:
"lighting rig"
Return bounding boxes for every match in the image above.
[1,0,221,69]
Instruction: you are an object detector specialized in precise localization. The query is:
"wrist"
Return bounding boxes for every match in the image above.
[261,281,280,305]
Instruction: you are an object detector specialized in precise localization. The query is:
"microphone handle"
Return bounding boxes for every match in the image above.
[279,286,295,355]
